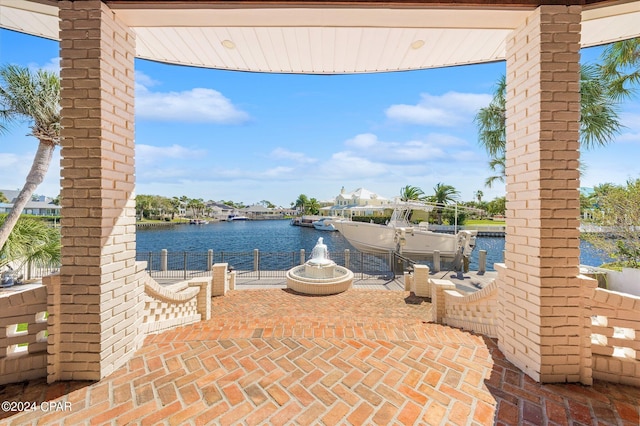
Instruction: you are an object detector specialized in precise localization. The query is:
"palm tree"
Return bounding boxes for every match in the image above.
[399,185,425,201]
[135,194,154,220]
[187,198,205,219]
[484,155,506,188]
[600,38,640,101]
[474,190,484,203]
[475,61,626,185]
[580,64,625,149]
[0,65,60,251]
[0,216,60,271]
[428,183,460,225]
[307,198,321,215]
[295,194,309,214]
[475,75,506,159]
[169,197,181,220]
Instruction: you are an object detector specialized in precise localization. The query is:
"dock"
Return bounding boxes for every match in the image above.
[155,269,498,294]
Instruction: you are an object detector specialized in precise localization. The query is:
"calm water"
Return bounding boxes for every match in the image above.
[136,220,609,271]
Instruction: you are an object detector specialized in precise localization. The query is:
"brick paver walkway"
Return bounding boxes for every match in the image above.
[1,289,639,425]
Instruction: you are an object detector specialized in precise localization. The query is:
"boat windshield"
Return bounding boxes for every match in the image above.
[388,201,434,226]
[389,207,411,226]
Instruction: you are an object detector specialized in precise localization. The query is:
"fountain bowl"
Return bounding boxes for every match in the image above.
[286,264,354,295]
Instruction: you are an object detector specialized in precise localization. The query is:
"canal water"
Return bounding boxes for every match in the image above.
[136,220,610,271]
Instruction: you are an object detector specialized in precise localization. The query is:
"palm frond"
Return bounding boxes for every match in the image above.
[579,64,624,150]
[0,216,60,269]
[474,75,506,157]
[600,38,640,102]
[0,64,61,144]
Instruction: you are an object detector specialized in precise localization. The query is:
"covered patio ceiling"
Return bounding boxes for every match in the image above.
[2,0,640,73]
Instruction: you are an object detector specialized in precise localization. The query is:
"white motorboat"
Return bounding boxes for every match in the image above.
[228,215,249,221]
[312,217,338,231]
[330,202,477,261]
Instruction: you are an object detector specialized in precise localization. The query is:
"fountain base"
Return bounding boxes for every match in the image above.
[286,264,354,295]
[287,236,354,295]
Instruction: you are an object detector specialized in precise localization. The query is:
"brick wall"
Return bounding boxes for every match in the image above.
[500,5,588,383]
[0,287,48,385]
[140,272,204,334]
[0,269,211,385]
[58,0,143,381]
[591,287,640,386]
[444,280,499,338]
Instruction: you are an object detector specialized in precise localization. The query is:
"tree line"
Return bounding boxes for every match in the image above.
[582,180,640,269]
[135,195,281,220]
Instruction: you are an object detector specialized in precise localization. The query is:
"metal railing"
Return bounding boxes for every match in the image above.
[135,248,400,280]
[7,260,60,282]
[7,247,483,283]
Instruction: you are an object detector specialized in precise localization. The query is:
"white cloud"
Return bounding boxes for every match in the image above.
[136,144,207,165]
[269,148,317,164]
[319,151,389,179]
[385,91,492,126]
[135,80,249,124]
[28,57,60,74]
[617,112,640,143]
[618,132,640,143]
[343,133,448,163]
[263,166,295,178]
[135,70,160,89]
[0,151,61,198]
[0,153,22,169]
[137,166,193,181]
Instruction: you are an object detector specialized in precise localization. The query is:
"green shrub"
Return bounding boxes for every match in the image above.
[352,216,391,225]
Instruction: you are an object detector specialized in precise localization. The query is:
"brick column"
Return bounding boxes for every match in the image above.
[57,1,143,381]
[212,263,229,296]
[498,5,586,383]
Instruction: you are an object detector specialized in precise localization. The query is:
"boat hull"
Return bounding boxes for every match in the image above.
[331,220,459,259]
[312,218,338,231]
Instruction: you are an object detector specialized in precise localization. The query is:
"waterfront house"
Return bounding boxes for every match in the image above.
[241,204,284,220]
[205,201,236,221]
[0,189,61,216]
[323,186,392,218]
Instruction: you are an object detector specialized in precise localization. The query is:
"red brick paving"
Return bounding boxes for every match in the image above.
[1,289,639,425]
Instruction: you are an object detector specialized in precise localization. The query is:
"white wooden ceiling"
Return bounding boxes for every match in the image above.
[2,0,640,74]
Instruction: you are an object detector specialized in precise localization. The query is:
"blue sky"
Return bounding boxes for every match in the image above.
[1,28,639,207]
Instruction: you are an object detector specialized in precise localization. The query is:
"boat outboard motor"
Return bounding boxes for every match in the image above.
[452,230,478,274]
[394,228,407,254]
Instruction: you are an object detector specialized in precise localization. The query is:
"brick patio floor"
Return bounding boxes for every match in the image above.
[1,289,639,425]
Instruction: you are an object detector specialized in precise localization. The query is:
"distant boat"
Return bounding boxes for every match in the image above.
[228,215,249,221]
[290,215,321,228]
[312,217,338,232]
[189,219,209,225]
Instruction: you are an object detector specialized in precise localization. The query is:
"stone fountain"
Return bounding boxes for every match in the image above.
[286,237,354,295]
